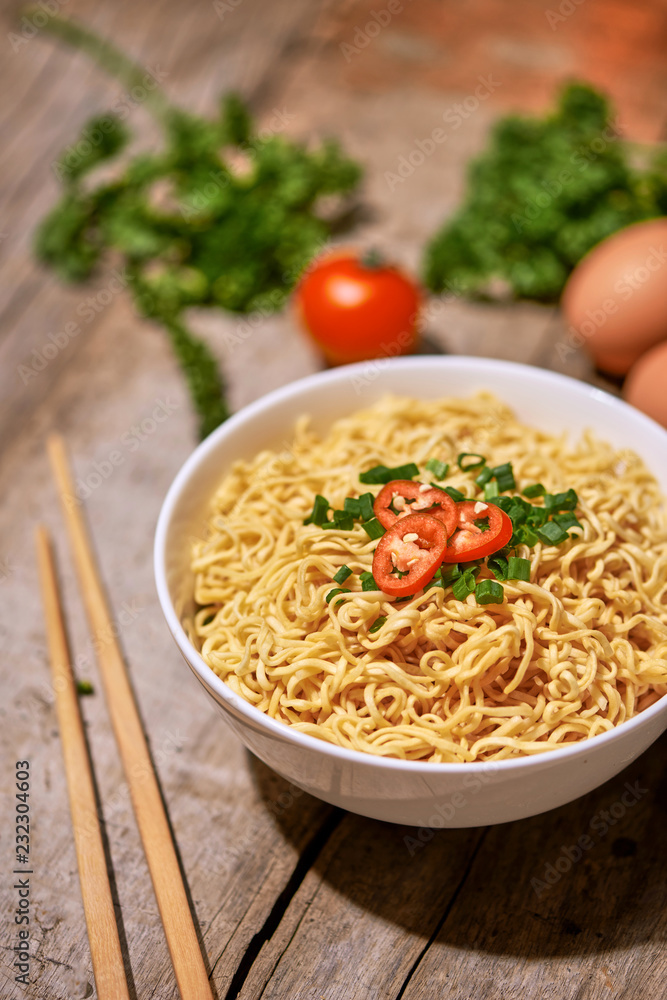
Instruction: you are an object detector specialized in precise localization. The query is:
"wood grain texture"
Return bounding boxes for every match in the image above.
[0,0,662,998]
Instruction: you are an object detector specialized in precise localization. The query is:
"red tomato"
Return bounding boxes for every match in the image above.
[441,501,512,563]
[373,480,458,536]
[372,513,448,597]
[294,251,421,365]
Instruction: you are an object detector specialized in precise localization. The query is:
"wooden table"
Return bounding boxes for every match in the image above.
[1,2,665,997]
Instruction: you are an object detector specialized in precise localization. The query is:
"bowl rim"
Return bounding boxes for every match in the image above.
[154,355,667,773]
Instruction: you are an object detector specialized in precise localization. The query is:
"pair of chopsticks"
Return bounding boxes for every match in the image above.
[37,436,214,1000]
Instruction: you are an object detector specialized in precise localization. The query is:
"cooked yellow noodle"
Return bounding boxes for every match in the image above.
[191,393,667,762]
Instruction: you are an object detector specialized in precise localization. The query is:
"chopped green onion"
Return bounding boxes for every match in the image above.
[457,452,486,472]
[523,483,546,499]
[474,517,490,533]
[362,517,385,540]
[425,458,449,479]
[369,616,387,634]
[492,462,516,492]
[487,555,508,581]
[452,567,478,600]
[326,587,350,604]
[359,462,419,484]
[553,511,583,530]
[507,556,531,581]
[323,509,355,530]
[484,480,499,500]
[536,521,569,545]
[358,492,375,522]
[511,524,539,548]
[475,579,504,605]
[440,563,461,586]
[360,571,379,591]
[304,494,330,526]
[526,506,548,528]
[475,466,494,488]
[443,485,466,502]
[343,497,361,517]
[544,489,578,512]
[333,565,353,585]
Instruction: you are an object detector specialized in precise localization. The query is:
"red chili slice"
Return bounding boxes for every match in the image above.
[441,501,513,563]
[372,513,448,597]
[373,479,458,536]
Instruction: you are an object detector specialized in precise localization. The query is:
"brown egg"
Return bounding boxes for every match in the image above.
[562,218,667,375]
[623,339,667,428]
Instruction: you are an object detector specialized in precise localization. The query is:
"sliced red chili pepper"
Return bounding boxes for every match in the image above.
[441,501,513,563]
[373,479,457,536]
[372,513,448,597]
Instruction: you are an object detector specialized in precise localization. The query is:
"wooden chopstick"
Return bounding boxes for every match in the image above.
[35,526,131,1000]
[47,435,214,1000]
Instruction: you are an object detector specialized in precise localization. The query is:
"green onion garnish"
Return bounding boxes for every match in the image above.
[452,567,478,600]
[425,458,449,479]
[523,483,546,499]
[544,488,578,512]
[553,511,583,531]
[536,521,570,545]
[333,565,353,585]
[475,579,504,605]
[526,506,548,528]
[474,517,490,533]
[475,466,494,488]
[326,587,350,604]
[443,485,466,502]
[359,462,419,484]
[484,480,499,500]
[343,497,361,517]
[304,494,330,526]
[457,453,486,472]
[362,517,385,540]
[360,571,379,591]
[507,556,531,581]
[487,555,508,581]
[511,524,539,547]
[440,563,461,586]
[358,492,375,522]
[323,509,355,530]
[369,616,387,634]
[491,462,515,492]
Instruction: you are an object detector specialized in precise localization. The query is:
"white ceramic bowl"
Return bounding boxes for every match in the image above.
[154,357,667,827]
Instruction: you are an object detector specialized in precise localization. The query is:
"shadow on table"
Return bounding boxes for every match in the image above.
[247,729,667,960]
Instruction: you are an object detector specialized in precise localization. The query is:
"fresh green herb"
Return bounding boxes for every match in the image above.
[510,524,539,548]
[483,480,499,500]
[322,509,355,531]
[553,511,583,530]
[475,579,504,605]
[369,616,387,634]
[474,517,491,533]
[359,462,419,484]
[33,16,362,438]
[537,521,570,546]
[487,555,509,581]
[358,493,375,522]
[544,489,579,512]
[439,564,461,587]
[475,466,494,488]
[76,679,95,696]
[443,485,466,503]
[491,462,516,492]
[507,556,531,581]
[425,458,449,479]
[304,495,330,526]
[523,483,546,499]
[326,588,350,604]
[360,571,379,591]
[452,567,478,601]
[526,506,548,528]
[333,565,353,585]
[457,453,486,472]
[343,497,361,518]
[361,518,385,540]
[423,81,667,302]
